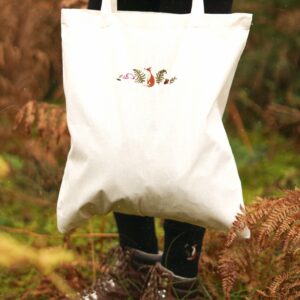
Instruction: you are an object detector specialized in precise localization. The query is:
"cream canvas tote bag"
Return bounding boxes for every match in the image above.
[57,0,253,238]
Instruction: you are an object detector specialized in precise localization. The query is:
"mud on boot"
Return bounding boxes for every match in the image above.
[80,245,162,300]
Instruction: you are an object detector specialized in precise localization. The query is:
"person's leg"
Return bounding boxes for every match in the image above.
[114,212,158,253]
[158,0,234,278]
[162,220,206,277]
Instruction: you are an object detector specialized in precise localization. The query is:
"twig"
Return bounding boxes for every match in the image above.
[228,101,253,153]
[89,221,96,285]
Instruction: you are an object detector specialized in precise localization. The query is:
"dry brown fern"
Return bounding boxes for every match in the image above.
[13,100,69,152]
[198,231,226,300]
[0,0,62,109]
[257,269,300,299]
[216,189,300,300]
[218,246,250,299]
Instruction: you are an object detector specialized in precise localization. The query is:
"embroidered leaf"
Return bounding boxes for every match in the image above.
[133,69,146,84]
[155,69,167,84]
[169,76,177,84]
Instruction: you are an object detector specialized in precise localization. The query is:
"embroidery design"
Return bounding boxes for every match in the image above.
[116,67,177,88]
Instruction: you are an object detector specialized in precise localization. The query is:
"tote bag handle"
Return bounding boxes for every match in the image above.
[100,0,205,16]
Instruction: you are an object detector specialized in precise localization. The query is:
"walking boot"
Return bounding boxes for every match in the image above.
[140,262,208,300]
[80,245,162,300]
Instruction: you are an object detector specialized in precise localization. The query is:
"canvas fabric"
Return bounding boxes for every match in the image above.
[57,0,253,238]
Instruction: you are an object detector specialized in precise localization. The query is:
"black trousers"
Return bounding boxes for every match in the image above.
[88,0,233,277]
[88,0,233,14]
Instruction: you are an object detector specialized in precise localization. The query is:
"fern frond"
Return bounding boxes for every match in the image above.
[257,204,299,248]
[169,76,177,84]
[218,245,250,298]
[226,205,248,247]
[267,270,300,298]
[133,69,146,83]
[256,289,271,298]
[155,69,167,84]
[273,212,300,241]
[268,271,291,296]
[13,100,69,150]
[13,100,37,134]
[284,224,300,252]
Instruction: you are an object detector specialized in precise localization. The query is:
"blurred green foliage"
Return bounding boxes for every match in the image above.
[232,0,300,133]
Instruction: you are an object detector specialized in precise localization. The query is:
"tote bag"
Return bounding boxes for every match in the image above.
[57,0,253,238]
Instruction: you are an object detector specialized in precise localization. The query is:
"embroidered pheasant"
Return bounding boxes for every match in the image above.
[144,67,155,87]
